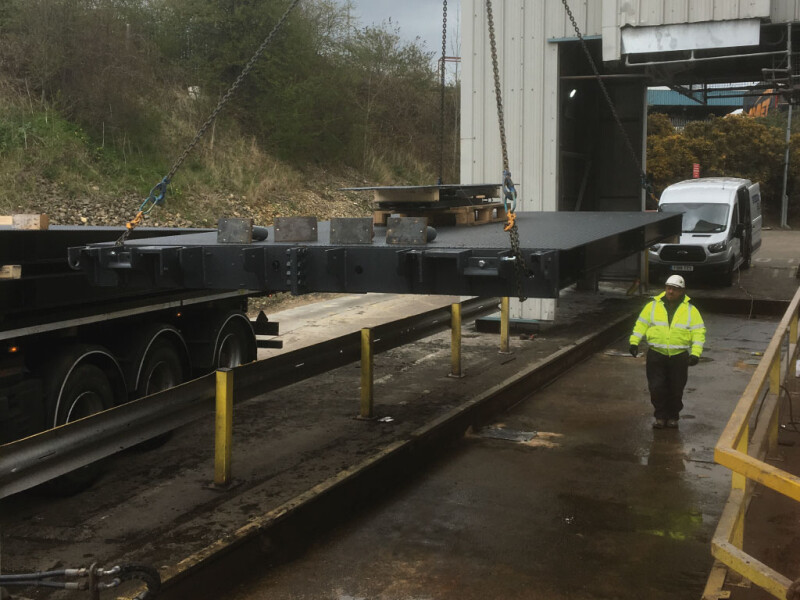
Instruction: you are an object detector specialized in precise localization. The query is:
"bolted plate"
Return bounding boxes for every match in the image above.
[274,217,318,242]
[330,218,374,244]
[385,217,428,245]
[217,218,253,244]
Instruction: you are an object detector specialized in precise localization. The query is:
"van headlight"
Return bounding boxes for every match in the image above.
[649,244,662,254]
[708,241,727,253]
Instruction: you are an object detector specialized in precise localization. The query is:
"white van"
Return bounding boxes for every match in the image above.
[648,177,762,286]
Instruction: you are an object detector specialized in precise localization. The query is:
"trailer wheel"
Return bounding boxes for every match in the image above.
[214,315,256,369]
[137,338,184,398]
[133,338,185,450]
[45,363,115,495]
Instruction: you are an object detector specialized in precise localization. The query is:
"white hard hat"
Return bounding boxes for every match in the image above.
[665,274,685,288]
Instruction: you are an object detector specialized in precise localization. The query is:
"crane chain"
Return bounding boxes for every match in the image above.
[560,0,658,206]
[116,0,303,246]
[485,0,527,302]
[437,0,448,185]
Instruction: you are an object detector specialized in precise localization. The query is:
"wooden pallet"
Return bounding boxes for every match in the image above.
[373,202,507,227]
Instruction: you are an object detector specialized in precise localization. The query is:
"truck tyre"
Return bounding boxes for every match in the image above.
[136,338,184,398]
[133,337,185,450]
[214,314,256,369]
[44,363,115,495]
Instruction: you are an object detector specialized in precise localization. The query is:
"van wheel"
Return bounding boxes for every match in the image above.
[722,259,735,287]
[741,236,752,270]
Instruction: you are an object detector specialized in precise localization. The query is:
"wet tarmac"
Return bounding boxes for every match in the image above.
[222,312,779,600]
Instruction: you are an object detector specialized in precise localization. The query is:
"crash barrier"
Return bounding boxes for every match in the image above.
[705,284,800,599]
[0,298,498,498]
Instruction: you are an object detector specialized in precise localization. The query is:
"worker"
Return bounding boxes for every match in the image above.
[629,274,705,429]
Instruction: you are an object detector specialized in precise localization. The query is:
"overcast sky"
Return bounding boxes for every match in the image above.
[347,0,461,57]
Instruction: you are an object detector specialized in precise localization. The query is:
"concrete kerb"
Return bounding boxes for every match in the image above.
[151,309,637,600]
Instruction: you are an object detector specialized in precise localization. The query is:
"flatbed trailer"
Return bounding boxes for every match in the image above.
[0,225,270,491]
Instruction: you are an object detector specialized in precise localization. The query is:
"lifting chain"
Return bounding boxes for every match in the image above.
[116,0,303,246]
[437,0,448,185]
[560,0,659,208]
[485,0,528,302]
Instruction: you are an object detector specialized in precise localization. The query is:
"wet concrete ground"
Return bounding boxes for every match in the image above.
[222,312,778,600]
[0,288,643,599]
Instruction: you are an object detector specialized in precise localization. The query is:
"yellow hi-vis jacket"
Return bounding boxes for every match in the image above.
[629,292,705,358]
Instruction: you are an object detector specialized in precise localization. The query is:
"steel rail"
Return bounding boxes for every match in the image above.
[0,297,498,499]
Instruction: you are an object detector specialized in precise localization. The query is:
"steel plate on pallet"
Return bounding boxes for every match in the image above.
[68,211,681,299]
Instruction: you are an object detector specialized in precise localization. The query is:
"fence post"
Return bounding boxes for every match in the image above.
[360,328,374,419]
[450,302,464,378]
[770,352,782,397]
[214,368,234,487]
[500,297,511,354]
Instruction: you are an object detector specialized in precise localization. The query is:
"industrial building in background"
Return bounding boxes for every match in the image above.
[461,0,800,319]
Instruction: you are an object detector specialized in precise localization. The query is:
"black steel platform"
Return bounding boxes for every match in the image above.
[68,212,681,298]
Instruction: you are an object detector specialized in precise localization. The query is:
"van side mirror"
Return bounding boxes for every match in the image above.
[735,223,745,237]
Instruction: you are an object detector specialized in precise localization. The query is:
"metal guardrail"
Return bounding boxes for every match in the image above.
[705,285,800,599]
[0,297,498,499]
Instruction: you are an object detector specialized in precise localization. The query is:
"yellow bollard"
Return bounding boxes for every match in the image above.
[214,368,234,487]
[360,328,374,419]
[500,297,511,354]
[449,303,463,378]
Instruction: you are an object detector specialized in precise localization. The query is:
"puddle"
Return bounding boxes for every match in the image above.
[476,426,537,443]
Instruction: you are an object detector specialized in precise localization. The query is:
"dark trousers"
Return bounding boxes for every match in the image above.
[645,350,689,420]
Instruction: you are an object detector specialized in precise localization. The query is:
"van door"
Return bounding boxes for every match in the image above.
[748,183,763,253]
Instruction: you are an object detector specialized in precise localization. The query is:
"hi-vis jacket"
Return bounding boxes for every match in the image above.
[629,292,706,358]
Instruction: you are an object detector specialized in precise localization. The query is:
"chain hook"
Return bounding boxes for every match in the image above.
[502,169,517,214]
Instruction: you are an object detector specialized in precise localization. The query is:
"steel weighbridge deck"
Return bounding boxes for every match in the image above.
[68,212,681,298]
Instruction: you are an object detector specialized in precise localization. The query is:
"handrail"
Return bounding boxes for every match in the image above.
[707,284,800,599]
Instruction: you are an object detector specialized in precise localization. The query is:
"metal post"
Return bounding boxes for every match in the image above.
[500,297,511,354]
[781,23,792,230]
[770,352,782,397]
[732,423,749,495]
[214,368,233,487]
[450,302,464,377]
[360,328,374,419]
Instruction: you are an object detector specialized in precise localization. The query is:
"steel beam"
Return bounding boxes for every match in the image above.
[68,212,681,299]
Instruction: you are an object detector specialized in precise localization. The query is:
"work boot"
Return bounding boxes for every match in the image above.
[653,419,666,429]
[666,419,679,429]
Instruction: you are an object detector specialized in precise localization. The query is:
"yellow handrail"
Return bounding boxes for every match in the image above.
[707,284,800,600]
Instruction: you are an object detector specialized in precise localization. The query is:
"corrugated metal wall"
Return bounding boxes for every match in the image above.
[461,0,600,211]
[461,0,800,206]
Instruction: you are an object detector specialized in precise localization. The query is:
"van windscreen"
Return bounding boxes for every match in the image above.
[658,203,729,233]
